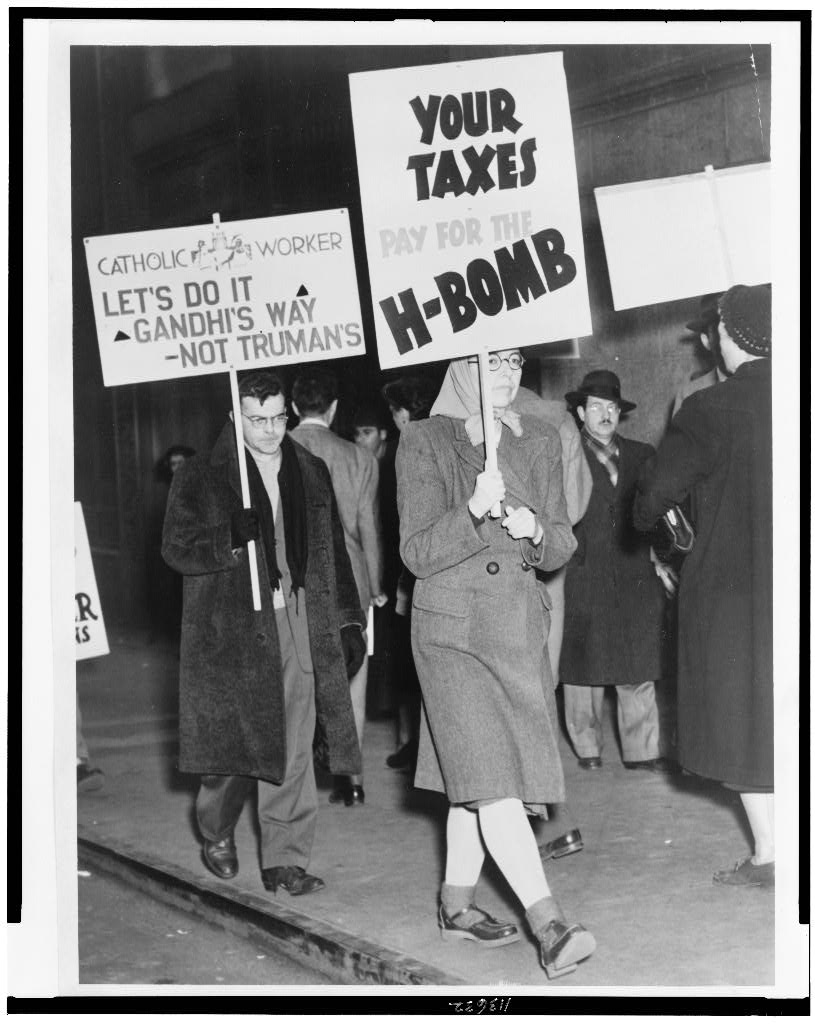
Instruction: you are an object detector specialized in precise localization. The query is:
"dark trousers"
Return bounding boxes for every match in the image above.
[196,607,318,868]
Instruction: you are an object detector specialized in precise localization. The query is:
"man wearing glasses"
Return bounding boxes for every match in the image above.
[162,369,365,896]
[558,370,673,775]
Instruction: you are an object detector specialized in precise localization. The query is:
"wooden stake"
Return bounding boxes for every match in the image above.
[704,164,735,287]
[477,350,502,518]
[229,367,262,611]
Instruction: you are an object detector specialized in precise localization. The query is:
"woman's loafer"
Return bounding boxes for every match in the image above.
[539,829,584,861]
[539,917,597,979]
[439,905,520,947]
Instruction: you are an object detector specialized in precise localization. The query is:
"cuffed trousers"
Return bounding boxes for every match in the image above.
[196,607,318,869]
[563,681,660,762]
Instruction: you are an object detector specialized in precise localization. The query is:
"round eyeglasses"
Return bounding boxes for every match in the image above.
[242,413,289,429]
[468,353,525,372]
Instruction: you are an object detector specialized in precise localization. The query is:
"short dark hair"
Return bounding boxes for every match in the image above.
[292,370,338,416]
[381,376,436,421]
[238,370,287,404]
[352,402,389,431]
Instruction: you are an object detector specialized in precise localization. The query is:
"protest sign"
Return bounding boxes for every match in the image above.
[84,208,364,386]
[75,502,109,660]
[595,162,771,311]
[349,52,592,370]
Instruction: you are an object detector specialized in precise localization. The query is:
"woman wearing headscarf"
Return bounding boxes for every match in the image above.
[395,348,596,979]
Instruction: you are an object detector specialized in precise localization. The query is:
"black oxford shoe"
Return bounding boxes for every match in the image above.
[261,865,325,896]
[539,829,584,861]
[329,783,365,806]
[202,834,238,880]
[577,756,602,770]
[439,905,520,947]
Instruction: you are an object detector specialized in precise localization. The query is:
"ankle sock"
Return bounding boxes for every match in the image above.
[441,882,480,925]
[525,895,563,939]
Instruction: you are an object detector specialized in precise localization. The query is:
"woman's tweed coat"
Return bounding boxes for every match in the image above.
[396,414,577,812]
[559,433,667,686]
[162,422,364,783]
[633,360,772,789]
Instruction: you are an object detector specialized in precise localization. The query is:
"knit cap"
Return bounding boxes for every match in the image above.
[718,284,771,356]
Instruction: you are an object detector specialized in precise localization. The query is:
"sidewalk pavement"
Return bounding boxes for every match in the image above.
[76,628,774,988]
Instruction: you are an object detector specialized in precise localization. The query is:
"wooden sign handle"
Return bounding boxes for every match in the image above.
[704,164,735,288]
[478,350,502,519]
[229,366,262,611]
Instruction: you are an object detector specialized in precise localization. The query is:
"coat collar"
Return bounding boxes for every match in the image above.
[210,419,244,499]
[448,414,539,507]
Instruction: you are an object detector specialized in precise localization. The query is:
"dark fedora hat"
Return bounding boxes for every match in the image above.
[565,370,636,413]
[685,292,722,334]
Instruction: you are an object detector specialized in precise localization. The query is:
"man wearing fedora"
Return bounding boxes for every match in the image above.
[559,370,672,773]
[672,292,730,417]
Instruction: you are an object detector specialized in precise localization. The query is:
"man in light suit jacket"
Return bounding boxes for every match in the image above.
[291,369,386,807]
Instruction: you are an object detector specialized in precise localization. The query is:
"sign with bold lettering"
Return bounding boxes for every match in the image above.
[84,209,364,386]
[349,53,591,369]
[75,502,109,659]
[595,163,771,310]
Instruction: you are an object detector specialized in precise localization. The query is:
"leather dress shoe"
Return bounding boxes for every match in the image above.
[439,905,520,947]
[329,783,365,806]
[577,756,602,770]
[623,757,678,773]
[386,738,418,771]
[202,834,238,880]
[539,828,584,861]
[261,865,325,896]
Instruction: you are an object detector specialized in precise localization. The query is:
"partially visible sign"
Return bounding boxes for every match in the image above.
[84,209,364,385]
[74,502,109,659]
[595,162,771,310]
[349,53,592,369]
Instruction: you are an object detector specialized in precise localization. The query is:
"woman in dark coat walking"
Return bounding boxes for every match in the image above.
[396,349,596,979]
[634,284,774,889]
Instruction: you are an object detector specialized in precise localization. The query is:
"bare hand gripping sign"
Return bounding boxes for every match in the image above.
[85,208,363,386]
[349,53,591,368]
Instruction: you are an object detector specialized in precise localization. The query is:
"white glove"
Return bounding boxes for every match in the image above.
[469,469,505,519]
[502,505,543,544]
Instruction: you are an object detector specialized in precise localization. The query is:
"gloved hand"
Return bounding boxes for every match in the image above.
[231,507,259,548]
[340,623,366,679]
[468,469,505,519]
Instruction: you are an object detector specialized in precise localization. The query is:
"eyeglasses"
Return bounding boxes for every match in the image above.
[242,413,288,429]
[586,401,619,414]
[467,353,525,372]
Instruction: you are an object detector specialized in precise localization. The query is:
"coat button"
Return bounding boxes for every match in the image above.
[256,632,266,645]
[486,561,500,575]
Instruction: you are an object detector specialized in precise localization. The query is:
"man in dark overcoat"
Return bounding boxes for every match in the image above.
[162,369,365,896]
[634,284,773,889]
[559,370,672,773]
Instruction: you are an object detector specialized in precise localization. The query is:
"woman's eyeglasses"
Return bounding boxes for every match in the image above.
[468,353,525,372]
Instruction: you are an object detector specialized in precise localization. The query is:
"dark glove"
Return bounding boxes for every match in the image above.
[231,507,259,547]
[340,623,366,679]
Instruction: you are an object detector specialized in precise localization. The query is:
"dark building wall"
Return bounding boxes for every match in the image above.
[71,43,770,626]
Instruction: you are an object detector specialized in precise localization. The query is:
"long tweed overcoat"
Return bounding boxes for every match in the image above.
[396,414,577,813]
[559,433,667,687]
[162,422,364,783]
[633,360,772,789]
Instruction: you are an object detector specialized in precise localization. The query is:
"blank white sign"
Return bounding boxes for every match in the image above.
[595,163,770,311]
